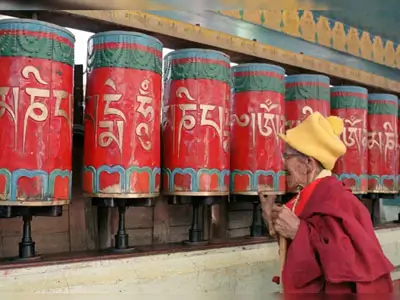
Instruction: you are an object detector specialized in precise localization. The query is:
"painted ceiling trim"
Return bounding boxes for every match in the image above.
[63,10,400,93]
[217,10,400,70]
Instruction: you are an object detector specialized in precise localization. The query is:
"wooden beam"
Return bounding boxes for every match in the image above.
[3,9,398,93]
[57,10,400,94]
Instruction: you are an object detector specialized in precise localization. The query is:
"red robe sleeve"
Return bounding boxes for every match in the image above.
[282,214,394,291]
[282,219,322,289]
[282,178,394,293]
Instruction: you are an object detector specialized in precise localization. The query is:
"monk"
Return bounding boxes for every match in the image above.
[259,112,394,294]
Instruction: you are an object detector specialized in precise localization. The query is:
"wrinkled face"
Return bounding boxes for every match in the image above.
[283,145,310,191]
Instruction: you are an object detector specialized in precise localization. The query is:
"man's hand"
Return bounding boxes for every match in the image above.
[259,192,277,236]
[271,205,300,240]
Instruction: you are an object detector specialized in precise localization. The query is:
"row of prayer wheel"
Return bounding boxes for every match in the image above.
[0,19,399,210]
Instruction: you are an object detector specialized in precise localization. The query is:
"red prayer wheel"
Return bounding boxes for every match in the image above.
[331,86,368,194]
[398,103,400,192]
[162,49,231,196]
[367,94,398,193]
[285,74,330,130]
[230,63,286,195]
[83,31,162,198]
[0,19,75,205]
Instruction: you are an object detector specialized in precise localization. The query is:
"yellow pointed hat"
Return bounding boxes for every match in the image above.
[279,112,346,170]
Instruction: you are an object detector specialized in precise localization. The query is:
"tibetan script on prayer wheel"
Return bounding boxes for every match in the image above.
[231,63,286,195]
[398,101,400,192]
[285,74,330,130]
[83,31,162,198]
[331,86,368,194]
[367,94,398,193]
[162,49,231,196]
[0,19,75,205]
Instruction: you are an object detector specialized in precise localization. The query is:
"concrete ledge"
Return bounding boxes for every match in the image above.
[376,227,400,268]
[377,227,400,281]
[1,228,399,294]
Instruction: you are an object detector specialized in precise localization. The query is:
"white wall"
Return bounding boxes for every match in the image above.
[1,227,399,295]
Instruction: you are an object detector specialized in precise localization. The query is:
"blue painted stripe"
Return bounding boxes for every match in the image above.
[285,74,330,84]
[90,31,163,52]
[233,63,285,76]
[149,10,400,82]
[368,94,398,103]
[331,86,368,94]
[165,48,230,64]
[0,18,75,43]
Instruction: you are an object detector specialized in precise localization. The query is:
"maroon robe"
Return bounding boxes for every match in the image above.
[282,176,394,293]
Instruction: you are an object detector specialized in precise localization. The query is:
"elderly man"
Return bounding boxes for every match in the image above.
[260,112,394,293]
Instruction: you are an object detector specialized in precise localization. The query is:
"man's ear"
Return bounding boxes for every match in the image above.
[306,157,317,172]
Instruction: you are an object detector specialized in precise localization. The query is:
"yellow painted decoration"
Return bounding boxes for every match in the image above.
[62,10,400,93]
[218,10,399,70]
[242,10,262,26]
[316,15,332,48]
[332,22,346,52]
[360,31,373,61]
[282,10,300,37]
[299,10,316,43]
[384,41,396,67]
[296,0,329,9]
[372,36,384,64]
[219,10,242,20]
[346,27,360,57]
[396,45,400,69]
[262,10,282,32]
[218,0,329,10]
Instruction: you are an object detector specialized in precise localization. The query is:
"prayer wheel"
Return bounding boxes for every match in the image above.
[398,102,400,192]
[331,86,368,194]
[83,31,162,199]
[367,94,398,193]
[162,49,231,196]
[285,74,330,130]
[231,63,286,195]
[0,19,75,205]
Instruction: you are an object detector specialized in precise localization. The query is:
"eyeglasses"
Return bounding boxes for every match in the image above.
[282,153,302,160]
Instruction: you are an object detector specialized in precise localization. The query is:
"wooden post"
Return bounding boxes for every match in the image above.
[97,207,111,249]
[73,64,84,125]
[68,64,97,251]
[152,195,170,244]
[209,201,229,240]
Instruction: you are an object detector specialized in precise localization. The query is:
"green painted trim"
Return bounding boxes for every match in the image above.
[233,75,284,93]
[285,86,330,102]
[331,96,368,110]
[88,49,162,74]
[0,35,74,66]
[164,62,231,84]
[368,103,398,115]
